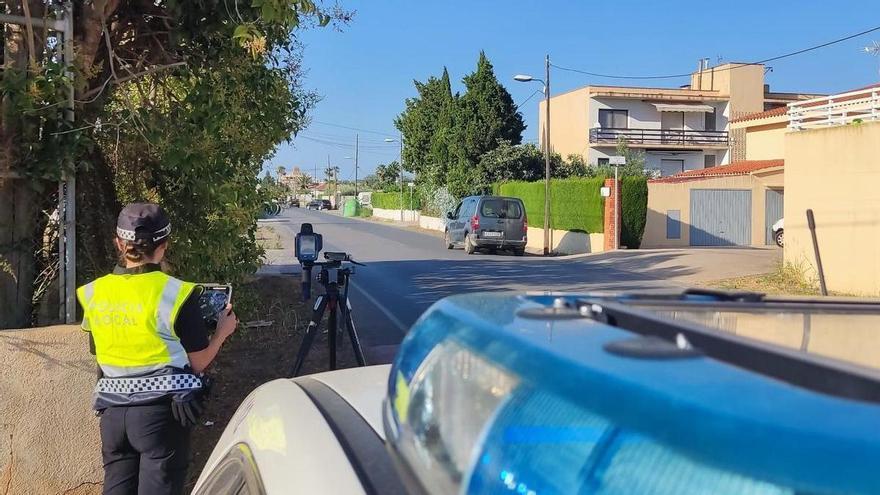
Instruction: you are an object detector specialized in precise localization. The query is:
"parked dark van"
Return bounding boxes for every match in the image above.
[445,196,527,255]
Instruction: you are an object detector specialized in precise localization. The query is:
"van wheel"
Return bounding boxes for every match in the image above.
[464,235,475,254]
[444,230,454,250]
[775,229,784,248]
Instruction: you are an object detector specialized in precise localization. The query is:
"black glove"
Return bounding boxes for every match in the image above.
[171,393,204,428]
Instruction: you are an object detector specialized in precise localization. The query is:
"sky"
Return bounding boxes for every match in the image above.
[267,0,880,180]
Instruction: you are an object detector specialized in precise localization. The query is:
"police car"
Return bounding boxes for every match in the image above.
[193,290,880,494]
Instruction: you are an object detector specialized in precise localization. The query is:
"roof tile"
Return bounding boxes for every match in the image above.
[650,159,783,183]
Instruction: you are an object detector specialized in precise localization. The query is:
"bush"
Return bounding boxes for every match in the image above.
[422,186,458,217]
[620,177,648,248]
[357,206,373,217]
[497,177,607,233]
[371,190,423,210]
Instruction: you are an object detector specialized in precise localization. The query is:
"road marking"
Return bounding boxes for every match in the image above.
[349,279,409,334]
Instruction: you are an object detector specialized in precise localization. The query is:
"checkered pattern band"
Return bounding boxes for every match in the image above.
[116,223,172,242]
[96,374,202,394]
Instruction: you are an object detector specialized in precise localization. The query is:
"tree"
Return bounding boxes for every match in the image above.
[456,52,526,166]
[594,138,649,177]
[0,1,348,327]
[374,161,402,190]
[295,173,313,193]
[394,68,458,188]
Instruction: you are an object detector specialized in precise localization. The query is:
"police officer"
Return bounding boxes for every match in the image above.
[77,203,238,495]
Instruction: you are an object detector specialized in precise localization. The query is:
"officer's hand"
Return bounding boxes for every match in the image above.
[216,304,238,339]
[171,394,204,428]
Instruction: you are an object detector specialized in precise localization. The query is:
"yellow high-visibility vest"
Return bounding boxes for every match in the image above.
[77,271,196,378]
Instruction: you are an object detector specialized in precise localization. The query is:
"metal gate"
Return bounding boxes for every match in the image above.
[765,189,784,245]
[690,189,752,246]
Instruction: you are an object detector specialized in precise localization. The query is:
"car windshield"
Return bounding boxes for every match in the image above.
[480,199,522,219]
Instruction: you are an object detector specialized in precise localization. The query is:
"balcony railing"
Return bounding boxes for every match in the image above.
[589,127,729,146]
[789,86,880,131]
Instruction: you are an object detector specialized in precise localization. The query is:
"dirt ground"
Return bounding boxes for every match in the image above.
[184,274,359,491]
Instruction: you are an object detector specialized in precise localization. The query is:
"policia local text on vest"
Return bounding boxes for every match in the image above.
[77,203,238,495]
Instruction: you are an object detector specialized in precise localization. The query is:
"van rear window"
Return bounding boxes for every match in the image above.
[481,199,522,219]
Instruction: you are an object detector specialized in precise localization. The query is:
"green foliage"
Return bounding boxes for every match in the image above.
[395,52,527,198]
[421,186,458,217]
[372,161,402,191]
[476,140,553,191]
[371,191,423,210]
[0,61,85,180]
[98,43,315,284]
[620,177,648,248]
[456,52,526,166]
[394,68,458,188]
[497,178,607,233]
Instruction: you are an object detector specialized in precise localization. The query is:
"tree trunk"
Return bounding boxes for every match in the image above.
[0,179,40,328]
[0,15,39,328]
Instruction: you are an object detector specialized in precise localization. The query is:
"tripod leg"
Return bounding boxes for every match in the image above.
[292,295,327,376]
[328,297,338,370]
[342,298,367,367]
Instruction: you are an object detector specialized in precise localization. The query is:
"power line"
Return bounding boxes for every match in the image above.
[311,120,397,137]
[515,88,543,111]
[551,24,880,80]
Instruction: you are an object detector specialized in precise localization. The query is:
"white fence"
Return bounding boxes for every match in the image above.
[789,86,880,130]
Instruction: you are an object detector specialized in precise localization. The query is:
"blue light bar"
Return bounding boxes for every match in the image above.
[384,292,880,495]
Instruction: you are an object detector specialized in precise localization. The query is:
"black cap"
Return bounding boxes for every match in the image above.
[116,203,172,243]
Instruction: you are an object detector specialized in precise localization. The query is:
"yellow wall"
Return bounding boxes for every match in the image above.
[539,88,590,160]
[744,121,787,160]
[690,63,765,118]
[784,122,880,295]
[642,170,783,248]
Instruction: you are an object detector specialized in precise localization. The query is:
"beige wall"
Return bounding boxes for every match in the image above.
[691,63,765,118]
[539,88,590,160]
[642,170,783,248]
[744,121,787,160]
[784,122,880,295]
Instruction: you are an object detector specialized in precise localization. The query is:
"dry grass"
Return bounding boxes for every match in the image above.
[256,224,283,250]
[707,262,822,296]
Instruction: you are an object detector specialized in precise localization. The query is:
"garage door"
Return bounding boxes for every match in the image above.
[690,189,752,246]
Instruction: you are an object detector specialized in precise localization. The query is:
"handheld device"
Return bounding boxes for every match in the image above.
[197,284,232,329]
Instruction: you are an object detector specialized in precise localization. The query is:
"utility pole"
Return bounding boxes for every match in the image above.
[354,134,359,197]
[542,54,551,256]
[399,135,404,221]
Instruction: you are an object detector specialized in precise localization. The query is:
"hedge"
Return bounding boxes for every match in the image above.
[497,178,606,233]
[371,190,423,210]
[620,177,648,248]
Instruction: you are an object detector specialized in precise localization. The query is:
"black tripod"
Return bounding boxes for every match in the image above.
[292,253,367,376]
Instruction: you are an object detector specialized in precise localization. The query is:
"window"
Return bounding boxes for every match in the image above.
[704,154,716,168]
[597,158,610,167]
[598,109,628,129]
[452,201,463,219]
[660,159,685,176]
[480,199,523,219]
[666,210,681,239]
[705,110,716,131]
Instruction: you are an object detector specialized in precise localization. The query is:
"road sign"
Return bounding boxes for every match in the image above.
[609,156,626,166]
[600,186,611,197]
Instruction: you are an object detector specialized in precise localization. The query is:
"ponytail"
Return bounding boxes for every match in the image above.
[116,237,166,265]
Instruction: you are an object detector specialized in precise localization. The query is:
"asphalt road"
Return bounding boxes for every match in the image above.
[263,208,780,363]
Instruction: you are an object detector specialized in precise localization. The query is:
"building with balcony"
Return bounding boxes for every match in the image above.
[538,62,820,176]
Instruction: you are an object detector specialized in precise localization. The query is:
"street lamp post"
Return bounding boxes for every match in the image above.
[385,136,405,222]
[514,54,552,256]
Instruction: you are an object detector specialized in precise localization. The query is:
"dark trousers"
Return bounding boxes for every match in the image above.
[99,404,190,495]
